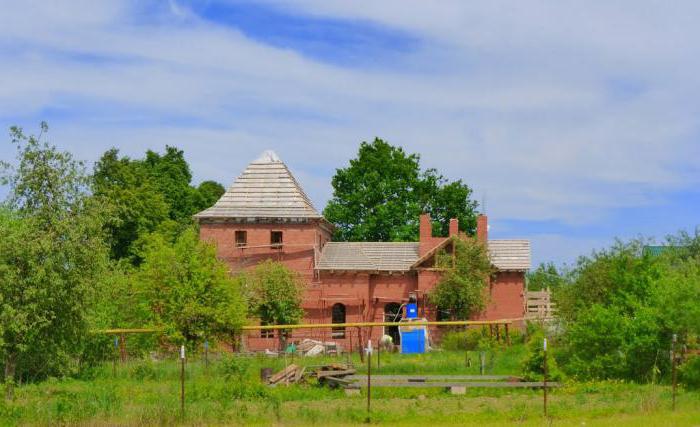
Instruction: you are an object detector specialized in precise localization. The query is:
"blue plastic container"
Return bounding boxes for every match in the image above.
[400,329,425,353]
[405,303,418,319]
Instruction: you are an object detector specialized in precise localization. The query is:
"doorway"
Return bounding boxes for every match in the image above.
[384,302,403,345]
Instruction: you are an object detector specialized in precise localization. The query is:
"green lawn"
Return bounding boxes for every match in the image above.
[1,347,698,426]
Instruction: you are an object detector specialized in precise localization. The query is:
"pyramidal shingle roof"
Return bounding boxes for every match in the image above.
[194,150,322,220]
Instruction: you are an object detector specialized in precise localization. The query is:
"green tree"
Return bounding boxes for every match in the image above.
[0,123,109,395]
[323,138,479,242]
[429,237,493,320]
[556,233,700,381]
[144,146,198,222]
[92,148,169,260]
[241,260,305,348]
[526,262,565,291]
[556,239,662,322]
[92,147,225,261]
[194,180,226,211]
[135,228,247,348]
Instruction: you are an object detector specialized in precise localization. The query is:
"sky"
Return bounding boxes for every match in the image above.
[1,0,699,267]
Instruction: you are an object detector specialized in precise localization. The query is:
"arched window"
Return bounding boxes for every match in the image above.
[331,303,346,338]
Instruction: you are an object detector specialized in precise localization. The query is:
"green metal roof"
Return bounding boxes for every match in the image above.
[643,245,674,256]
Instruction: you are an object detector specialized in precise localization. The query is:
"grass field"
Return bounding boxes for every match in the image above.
[1,346,698,426]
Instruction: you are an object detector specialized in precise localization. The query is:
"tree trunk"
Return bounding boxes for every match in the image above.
[4,352,17,400]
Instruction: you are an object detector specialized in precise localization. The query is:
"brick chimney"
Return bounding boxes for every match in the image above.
[476,214,488,243]
[419,213,433,256]
[449,218,459,237]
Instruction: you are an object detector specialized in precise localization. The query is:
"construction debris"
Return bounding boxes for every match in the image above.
[296,339,342,356]
[267,364,302,385]
[313,363,356,388]
[266,363,355,386]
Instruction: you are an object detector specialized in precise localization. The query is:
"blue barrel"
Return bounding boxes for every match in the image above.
[400,329,425,353]
[405,303,418,319]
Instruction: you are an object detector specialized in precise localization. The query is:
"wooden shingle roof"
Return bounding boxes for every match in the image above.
[194,150,322,220]
[488,240,531,271]
[317,239,531,272]
[317,242,421,272]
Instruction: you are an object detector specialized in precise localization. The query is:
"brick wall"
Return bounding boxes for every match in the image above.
[199,220,331,280]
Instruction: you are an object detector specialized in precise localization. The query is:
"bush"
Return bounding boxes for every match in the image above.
[131,361,158,380]
[521,331,564,382]
[441,328,487,351]
[219,355,253,381]
[679,357,700,390]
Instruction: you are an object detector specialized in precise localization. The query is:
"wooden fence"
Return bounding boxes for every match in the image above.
[525,289,556,321]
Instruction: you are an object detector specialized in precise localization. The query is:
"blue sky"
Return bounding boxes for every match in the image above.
[1,0,699,266]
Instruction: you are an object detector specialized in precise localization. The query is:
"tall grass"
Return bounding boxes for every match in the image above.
[1,346,698,426]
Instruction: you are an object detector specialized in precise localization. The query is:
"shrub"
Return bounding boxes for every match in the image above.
[521,331,564,382]
[440,328,487,351]
[131,361,158,380]
[679,357,700,390]
[219,355,253,381]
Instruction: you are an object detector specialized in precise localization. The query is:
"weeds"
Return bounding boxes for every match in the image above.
[0,348,698,426]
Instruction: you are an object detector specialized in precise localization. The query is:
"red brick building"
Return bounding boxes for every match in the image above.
[196,151,530,350]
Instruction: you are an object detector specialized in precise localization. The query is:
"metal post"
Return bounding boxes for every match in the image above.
[180,345,186,420]
[377,339,381,370]
[204,340,209,372]
[366,339,372,424]
[480,351,485,375]
[358,327,365,363]
[543,338,548,418]
[672,334,677,411]
[112,336,118,378]
[119,333,127,363]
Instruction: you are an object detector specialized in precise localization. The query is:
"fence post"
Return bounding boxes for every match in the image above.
[672,334,677,411]
[119,333,127,363]
[180,345,186,420]
[358,327,365,363]
[365,339,373,424]
[113,336,119,378]
[543,337,548,418]
[204,340,209,372]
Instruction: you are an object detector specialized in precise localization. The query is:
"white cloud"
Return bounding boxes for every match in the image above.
[1,0,699,264]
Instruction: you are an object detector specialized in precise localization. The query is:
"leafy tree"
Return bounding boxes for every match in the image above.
[240,260,305,348]
[195,180,226,211]
[556,239,663,321]
[92,148,169,260]
[429,237,493,320]
[0,123,109,395]
[555,233,700,382]
[526,262,566,291]
[135,228,247,348]
[144,146,198,222]
[323,138,479,241]
[92,146,225,261]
